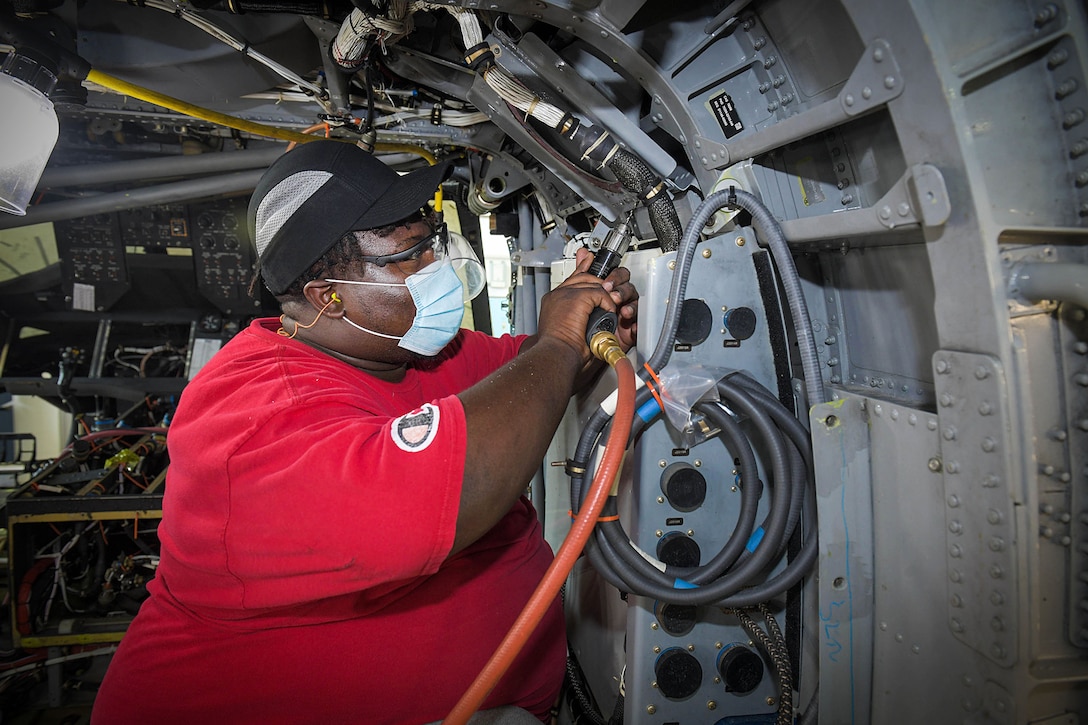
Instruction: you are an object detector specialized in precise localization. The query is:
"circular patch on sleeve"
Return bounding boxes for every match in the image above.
[391,403,440,452]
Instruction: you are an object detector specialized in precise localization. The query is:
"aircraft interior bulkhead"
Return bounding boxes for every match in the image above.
[0,0,1085,722]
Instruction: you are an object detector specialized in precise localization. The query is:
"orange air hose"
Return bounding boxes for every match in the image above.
[285,122,329,152]
[444,348,636,724]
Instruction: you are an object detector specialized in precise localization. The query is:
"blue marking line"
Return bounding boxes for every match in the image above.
[636,398,661,423]
[745,526,765,552]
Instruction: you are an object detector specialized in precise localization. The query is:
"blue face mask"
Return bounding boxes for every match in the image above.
[326,258,465,356]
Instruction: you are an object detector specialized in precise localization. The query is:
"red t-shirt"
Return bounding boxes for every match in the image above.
[92,320,566,724]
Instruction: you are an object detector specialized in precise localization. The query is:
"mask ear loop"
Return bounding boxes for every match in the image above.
[278,294,339,338]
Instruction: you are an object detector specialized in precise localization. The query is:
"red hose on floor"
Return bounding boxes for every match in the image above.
[444,353,637,725]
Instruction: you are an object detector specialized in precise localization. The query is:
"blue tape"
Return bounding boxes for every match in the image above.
[636,398,661,424]
[673,578,698,589]
[746,526,765,553]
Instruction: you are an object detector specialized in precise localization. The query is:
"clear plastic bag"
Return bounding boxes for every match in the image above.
[655,363,732,448]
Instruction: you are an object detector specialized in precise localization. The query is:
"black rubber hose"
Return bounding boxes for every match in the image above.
[572,374,817,607]
[680,403,762,583]
[589,485,817,607]
[733,373,815,549]
[589,384,797,605]
[586,402,763,592]
[718,486,817,608]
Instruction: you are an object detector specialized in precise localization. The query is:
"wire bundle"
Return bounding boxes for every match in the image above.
[733,604,794,725]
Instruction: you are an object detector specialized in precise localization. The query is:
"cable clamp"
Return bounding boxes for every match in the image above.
[640,181,665,203]
[563,459,587,477]
[643,362,667,412]
[464,42,495,71]
[430,103,443,125]
[580,130,615,170]
[558,113,579,136]
[728,184,737,207]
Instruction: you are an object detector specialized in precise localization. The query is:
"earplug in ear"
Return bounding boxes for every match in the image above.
[331,292,341,303]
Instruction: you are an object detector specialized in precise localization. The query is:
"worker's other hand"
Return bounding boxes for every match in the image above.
[537,249,639,363]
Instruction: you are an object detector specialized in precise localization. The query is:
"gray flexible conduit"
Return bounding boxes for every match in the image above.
[643,187,826,407]
[730,188,825,407]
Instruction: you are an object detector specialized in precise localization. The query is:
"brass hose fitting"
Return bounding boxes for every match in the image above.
[589,331,626,367]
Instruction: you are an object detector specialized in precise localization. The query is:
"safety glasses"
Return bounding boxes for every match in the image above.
[358,223,449,267]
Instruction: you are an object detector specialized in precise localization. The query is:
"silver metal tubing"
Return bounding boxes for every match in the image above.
[0,169,266,230]
[38,148,284,189]
[1013,262,1088,310]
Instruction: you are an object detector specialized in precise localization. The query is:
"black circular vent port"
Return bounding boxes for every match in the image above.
[676,298,713,346]
[660,463,707,512]
[654,601,698,636]
[656,531,701,568]
[717,644,764,695]
[654,647,702,700]
[723,306,758,340]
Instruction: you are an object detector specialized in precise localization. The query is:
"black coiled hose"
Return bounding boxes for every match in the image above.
[571,373,816,606]
[566,183,821,606]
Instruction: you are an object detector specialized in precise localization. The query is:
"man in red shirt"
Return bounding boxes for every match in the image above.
[92,140,638,724]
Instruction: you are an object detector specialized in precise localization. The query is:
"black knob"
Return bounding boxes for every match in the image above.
[676,298,712,346]
[717,644,764,695]
[654,648,702,700]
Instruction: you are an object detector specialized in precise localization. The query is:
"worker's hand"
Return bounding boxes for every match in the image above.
[536,249,619,362]
[536,248,639,362]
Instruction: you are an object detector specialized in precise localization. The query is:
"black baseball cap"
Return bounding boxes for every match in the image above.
[248,139,453,295]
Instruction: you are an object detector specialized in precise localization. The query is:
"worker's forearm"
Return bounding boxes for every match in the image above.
[453,337,584,553]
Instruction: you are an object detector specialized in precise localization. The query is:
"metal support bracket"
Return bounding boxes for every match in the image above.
[780,163,950,243]
[694,39,904,170]
[303,16,351,115]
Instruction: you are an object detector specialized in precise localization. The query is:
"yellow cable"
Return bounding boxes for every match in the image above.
[87,69,445,208]
[374,143,437,166]
[86,68,319,145]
